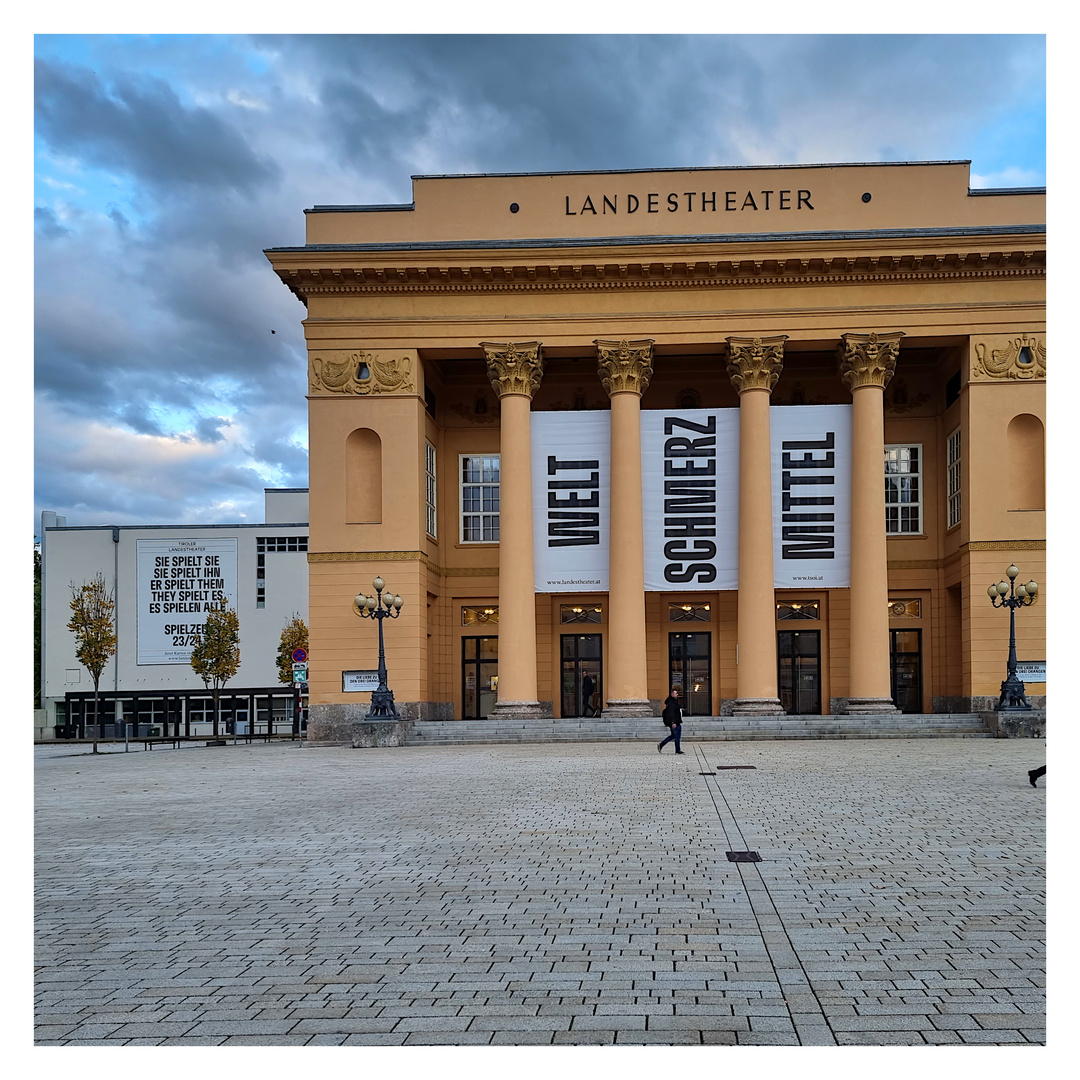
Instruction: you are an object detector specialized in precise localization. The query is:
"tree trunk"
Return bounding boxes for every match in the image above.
[92,679,101,754]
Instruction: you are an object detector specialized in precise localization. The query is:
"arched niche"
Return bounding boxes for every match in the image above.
[1007,413,1045,510]
[346,427,383,523]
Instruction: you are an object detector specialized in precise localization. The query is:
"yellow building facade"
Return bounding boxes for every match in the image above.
[265,161,1045,741]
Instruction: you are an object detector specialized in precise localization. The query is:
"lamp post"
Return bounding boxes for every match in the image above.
[353,576,404,719]
[987,564,1039,710]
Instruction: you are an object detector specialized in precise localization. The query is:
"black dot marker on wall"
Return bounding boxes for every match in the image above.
[861,193,872,203]
[510,203,519,213]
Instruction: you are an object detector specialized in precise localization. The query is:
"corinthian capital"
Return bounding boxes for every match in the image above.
[595,339,654,397]
[481,341,544,399]
[726,335,787,394]
[839,331,904,391]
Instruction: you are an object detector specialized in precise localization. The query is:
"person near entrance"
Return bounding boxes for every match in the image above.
[658,688,685,754]
[582,671,596,717]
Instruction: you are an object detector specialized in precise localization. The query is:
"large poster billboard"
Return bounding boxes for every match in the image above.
[136,537,238,664]
[532,405,852,592]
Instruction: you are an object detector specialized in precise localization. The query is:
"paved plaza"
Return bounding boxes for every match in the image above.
[34,736,1046,1047]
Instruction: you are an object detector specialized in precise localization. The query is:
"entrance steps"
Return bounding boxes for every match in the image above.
[405,713,991,745]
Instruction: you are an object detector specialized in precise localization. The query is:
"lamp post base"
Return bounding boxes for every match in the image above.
[996,675,1031,711]
[365,687,400,719]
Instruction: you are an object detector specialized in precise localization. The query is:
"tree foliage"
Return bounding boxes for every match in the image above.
[276,614,309,684]
[67,573,118,692]
[190,604,241,692]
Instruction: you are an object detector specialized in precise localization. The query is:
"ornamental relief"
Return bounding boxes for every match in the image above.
[309,350,415,395]
[972,335,1046,381]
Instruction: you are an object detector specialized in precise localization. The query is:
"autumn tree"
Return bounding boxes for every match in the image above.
[190,604,240,737]
[67,573,118,753]
[276,614,308,685]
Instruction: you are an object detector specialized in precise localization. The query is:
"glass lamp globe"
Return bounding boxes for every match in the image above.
[372,576,385,592]
[1016,584,1027,598]
[998,581,1009,596]
[393,595,403,609]
[1027,580,1038,596]
[1006,564,1019,580]
[987,584,999,598]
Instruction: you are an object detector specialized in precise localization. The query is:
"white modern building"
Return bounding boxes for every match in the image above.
[38,489,309,740]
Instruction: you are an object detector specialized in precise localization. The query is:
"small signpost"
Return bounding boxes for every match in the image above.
[292,663,308,684]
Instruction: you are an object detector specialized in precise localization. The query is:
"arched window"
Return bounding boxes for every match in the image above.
[346,428,382,523]
[1007,414,1044,510]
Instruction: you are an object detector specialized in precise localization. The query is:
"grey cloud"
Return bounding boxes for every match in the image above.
[34,57,280,196]
[34,206,70,239]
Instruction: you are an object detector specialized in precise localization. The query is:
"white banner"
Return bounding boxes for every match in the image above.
[771,405,852,588]
[136,537,238,664]
[532,405,852,591]
[532,412,610,592]
[641,409,740,590]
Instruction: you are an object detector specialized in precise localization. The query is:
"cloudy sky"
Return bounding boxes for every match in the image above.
[32,32,1046,533]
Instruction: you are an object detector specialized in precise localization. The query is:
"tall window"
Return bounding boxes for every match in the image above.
[425,442,437,538]
[460,454,500,542]
[947,429,962,528]
[884,445,922,535]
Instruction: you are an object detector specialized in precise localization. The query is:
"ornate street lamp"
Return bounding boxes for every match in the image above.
[353,576,404,719]
[987,564,1039,710]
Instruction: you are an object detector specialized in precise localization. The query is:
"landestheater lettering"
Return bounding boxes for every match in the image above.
[565,190,813,215]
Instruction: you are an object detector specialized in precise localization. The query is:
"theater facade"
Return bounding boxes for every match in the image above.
[265,161,1046,741]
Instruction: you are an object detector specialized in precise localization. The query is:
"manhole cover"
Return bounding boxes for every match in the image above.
[725,851,762,862]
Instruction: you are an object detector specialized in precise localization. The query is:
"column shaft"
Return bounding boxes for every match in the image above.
[482,341,546,720]
[596,338,654,717]
[736,389,780,702]
[840,331,904,714]
[495,392,538,705]
[848,386,893,702]
[727,335,786,715]
[606,392,649,708]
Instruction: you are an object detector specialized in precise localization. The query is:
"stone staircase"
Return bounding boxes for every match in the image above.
[405,713,991,745]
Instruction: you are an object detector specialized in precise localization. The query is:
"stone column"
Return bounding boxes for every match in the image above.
[840,331,905,714]
[727,336,787,715]
[596,339,655,717]
[482,341,546,720]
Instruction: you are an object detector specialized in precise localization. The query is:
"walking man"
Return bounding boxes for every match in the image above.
[658,687,684,754]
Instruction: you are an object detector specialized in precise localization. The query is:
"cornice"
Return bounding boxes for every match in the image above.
[308,550,498,578]
[275,251,1044,303]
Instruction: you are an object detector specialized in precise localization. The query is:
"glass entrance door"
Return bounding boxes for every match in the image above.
[778,630,822,714]
[561,634,602,717]
[462,636,498,718]
[890,629,923,713]
[668,633,712,716]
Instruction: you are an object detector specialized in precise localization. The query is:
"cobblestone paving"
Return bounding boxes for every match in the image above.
[34,737,1045,1046]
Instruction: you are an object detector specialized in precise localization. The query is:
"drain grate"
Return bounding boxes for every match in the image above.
[699,772,716,776]
[726,851,762,862]
[715,765,757,770]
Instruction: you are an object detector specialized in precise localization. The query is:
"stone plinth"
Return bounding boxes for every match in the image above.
[730,698,786,716]
[351,720,413,747]
[982,710,1046,738]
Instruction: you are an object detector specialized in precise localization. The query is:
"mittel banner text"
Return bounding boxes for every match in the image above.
[531,405,851,592]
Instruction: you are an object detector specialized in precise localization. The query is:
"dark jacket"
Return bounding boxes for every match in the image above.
[662,695,682,726]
